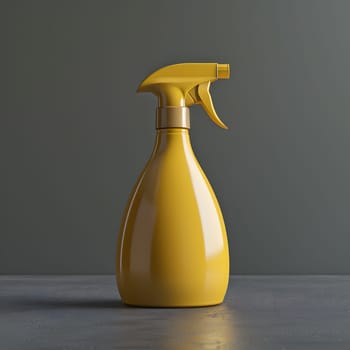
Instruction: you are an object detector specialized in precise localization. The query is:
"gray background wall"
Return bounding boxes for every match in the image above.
[1,0,350,274]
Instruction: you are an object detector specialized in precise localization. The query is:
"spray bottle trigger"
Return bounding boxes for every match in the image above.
[197,82,228,130]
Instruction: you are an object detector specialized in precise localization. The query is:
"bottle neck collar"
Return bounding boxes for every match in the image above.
[156,107,190,129]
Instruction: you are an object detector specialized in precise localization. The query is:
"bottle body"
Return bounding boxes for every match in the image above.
[116,128,229,307]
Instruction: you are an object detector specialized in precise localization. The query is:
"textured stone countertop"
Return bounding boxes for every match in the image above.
[1,275,349,349]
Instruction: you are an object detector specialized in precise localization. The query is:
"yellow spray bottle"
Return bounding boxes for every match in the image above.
[116,63,230,307]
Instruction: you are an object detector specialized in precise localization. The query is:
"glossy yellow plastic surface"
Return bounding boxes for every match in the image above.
[116,129,229,307]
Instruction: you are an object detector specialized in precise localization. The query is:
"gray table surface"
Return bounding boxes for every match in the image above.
[0,276,349,350]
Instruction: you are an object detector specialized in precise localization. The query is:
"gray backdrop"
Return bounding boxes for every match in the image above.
[2,0,350,274]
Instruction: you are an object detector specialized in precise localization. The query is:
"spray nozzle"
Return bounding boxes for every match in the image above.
[137,63,230,129]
